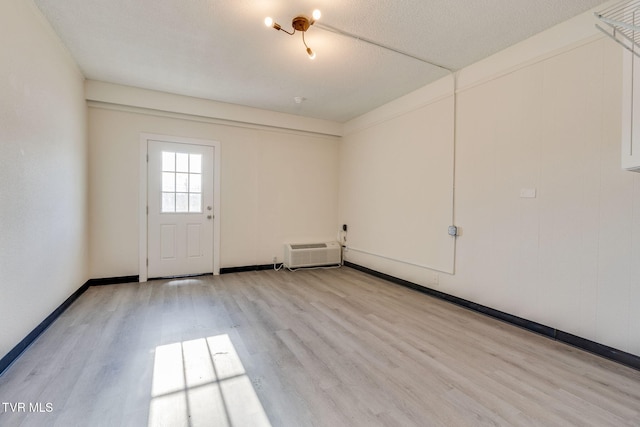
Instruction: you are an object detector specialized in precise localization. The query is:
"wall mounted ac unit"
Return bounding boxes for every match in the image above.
[284,242,341,269]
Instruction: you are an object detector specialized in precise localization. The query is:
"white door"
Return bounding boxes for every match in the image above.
[147,140,214,278]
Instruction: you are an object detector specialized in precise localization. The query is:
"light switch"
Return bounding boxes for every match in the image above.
[520,188,537,198]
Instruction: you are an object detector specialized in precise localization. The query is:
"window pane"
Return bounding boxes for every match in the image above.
[162,172,175,192]
[162,152,175,172]
[176,153,189,173]
[189,174,201,193]
[190,154,202,173]
[176,193,189,212]
[189,194,202,212]
[176,173,189,192]
[162,193,175,212]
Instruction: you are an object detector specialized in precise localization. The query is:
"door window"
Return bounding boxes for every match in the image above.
[161,151,203,213]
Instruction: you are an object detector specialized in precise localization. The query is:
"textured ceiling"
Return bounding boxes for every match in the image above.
[33,0,608,122]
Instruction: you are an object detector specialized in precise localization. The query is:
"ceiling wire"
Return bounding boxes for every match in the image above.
[314,22,454,73]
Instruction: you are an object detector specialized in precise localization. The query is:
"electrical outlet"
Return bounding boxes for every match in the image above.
[520,188,536,198]
[273,256,277,263]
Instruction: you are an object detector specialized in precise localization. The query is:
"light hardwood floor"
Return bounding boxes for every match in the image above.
[1,267,639,426]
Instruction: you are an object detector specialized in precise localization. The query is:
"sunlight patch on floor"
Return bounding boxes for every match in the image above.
[148,334,271,427]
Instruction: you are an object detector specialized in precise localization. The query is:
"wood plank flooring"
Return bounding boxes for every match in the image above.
[1,267,639,426]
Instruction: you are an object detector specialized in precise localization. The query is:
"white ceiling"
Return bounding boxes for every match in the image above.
[33,0,608,122]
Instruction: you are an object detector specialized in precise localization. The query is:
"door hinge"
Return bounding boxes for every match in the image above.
[146,154,149,162]
[146,206,149,215]
[146,258,149,266]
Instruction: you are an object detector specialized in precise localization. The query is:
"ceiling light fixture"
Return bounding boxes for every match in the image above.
[264,9,321,59]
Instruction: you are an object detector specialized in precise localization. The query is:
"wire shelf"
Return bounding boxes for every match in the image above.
[595,0,640,57]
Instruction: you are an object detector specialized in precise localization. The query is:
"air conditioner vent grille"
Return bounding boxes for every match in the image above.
[284,242,341,269]
[290,243,327,250]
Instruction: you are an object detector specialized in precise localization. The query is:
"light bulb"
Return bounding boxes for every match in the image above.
[264,17,273,27]
[307,47,316,59]
[312,9,321,20]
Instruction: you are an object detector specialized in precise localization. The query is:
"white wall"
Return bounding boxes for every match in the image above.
[87,88,340,278]
[0,1,88,360]
[340,11,640,356]
[341,78,455,276]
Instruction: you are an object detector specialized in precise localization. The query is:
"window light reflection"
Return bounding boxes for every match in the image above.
[148,334,271,427]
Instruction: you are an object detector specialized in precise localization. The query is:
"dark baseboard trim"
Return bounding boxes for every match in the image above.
[0,275,140,376]
[555,330,640,370]
[220,264,280,274]
[86,275,139,286]
[344,261,640,371]
[0,281,90,376]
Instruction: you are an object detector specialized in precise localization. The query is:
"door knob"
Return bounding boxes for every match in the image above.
[207,215,213,220]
